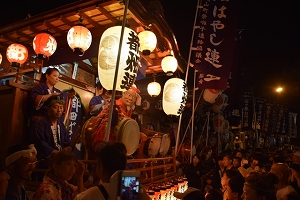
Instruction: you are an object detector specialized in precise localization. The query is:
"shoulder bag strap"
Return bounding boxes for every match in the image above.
[98,184,109,200]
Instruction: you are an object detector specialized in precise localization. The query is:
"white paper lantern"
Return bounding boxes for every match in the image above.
[98,26,140,91]
[67,25,92,56]
[213,114,224,133]
[162,78,187,116]
[161,55,178,76]
[213,93,228,113]
[223,120,230,134]
[147,81,161,97]
[203,89,222,104]
[138,30,157,56]
[0,53,2,64]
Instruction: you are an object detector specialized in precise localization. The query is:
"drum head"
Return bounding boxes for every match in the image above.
[117,118,140,155]
[159,134,170,156]
[145,136,161,157]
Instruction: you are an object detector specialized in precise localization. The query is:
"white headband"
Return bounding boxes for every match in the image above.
[5,144,37,166]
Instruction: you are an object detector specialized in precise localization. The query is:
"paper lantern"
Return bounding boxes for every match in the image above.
[0,53,2,64]
[147,81,161,97]
[138,30,157,56]
[162,78,187,116]
[33,32,57,59]
[223,120,230,134]
[213,93,228,113]
[67,25,92,56]
[161,55,178,76]
[213,114,224,133]
[98,26,140,91]
[6,43,28,67]
[203,89,221,104]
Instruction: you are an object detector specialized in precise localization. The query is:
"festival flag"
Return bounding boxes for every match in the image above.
[189,0,240,89]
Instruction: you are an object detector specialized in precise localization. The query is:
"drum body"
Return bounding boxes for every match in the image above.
[144,134,161,157]
[159,134,171,156]
[115,117,140,155]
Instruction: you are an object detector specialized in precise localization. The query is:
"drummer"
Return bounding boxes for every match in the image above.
[92,85,147,151]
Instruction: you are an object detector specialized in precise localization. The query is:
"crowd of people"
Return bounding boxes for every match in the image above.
[176,147,300,200]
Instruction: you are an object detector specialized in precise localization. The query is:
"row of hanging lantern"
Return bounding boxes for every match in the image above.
[2,16,92,68]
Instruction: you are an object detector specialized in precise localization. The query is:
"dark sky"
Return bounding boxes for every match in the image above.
[1,0,300,112]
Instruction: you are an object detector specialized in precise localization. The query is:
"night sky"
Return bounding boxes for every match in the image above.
[1,0,300,113]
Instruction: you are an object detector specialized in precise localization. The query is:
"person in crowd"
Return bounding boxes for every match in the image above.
[273,154,286,164]
[173,187,205,200]
[204,175,213,194]
[233,157,242,169]
[270,163,300,200]
[29,67,61,123]
[31,95,72,165]
[200,146,216,175]
[5,143,37,200]
[292,151,300,165]
[234,150,243,158]
[88,84,111,118]
[290,162,300,196]
[254,163,264,173]
[74,141,127,200]
[226,174,244,200]
[241,172,278,200]
[261,164,271,173]
[221,169,240,200]
[223,154,234,170]
[0,161,9,199]
[211,155,225,192]
[32,150,85,200]
[184,154,202,190]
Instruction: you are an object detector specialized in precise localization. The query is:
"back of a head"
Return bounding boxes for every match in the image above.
[50,150,78,167]
[7,142,31,157]
[224,169,240,179]
[228,174,245,198]
[96,142,127,177]
[184,190,205,200]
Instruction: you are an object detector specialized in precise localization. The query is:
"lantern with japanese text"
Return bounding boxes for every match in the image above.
[33,32,57,59]
[213,93,228,113]
[162,78,187,116]
[67,25,92,56]
[6,43,28,68]
[0,53,2,64]
[98,25,140,91]
[161,55,178,76]
[147,81,161,97]
[203,89,222,104]
[213,114,224,133]
[138,30,157,56]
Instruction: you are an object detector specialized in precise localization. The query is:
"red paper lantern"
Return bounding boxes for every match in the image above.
[6,43,28,67]
[67,25,92,56]
[33,32,57,59]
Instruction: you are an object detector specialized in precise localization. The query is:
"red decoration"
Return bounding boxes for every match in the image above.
[33,32,57,59]
[6,43,28,67]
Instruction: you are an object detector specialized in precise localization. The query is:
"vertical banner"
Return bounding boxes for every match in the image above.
[288,112,297,138]
[241,93,253,130]
[274,106,287,135]
[190,0,240,89]
[253,98,266,130]
[262,101,274,134]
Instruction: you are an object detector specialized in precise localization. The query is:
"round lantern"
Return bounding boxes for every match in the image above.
[223,120,230,134]
[213,114,224,133]
[138,30,157,56]
[162,78,187,116]
[0,53,2,64]
[98,26,140,91]
[67,25,92,56]
[6,43,28,67]
[203,89,221,104]
[147,81,161,97]
[33,32,57,59]
[213,93,228,113]
[161,55,178,76]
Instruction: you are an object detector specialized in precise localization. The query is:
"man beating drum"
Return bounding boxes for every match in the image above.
[91,85,147,154]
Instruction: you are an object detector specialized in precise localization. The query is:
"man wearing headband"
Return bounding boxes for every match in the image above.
[91,85,144,150]
[5,143,37,200]
[30,95,72,164]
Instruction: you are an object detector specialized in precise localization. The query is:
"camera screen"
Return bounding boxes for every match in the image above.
[121,176,139,200]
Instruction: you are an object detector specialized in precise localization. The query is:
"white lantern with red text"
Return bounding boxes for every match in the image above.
[203,89,222,104]
[33,32,57,59]
[6,43,28,67]
[213,114,224,133]
[162,78,187,116]
[138,30,157,56]
[67,25,92,56]
[0,53,2,64]
[161,55,178,76]
[147,81,161,97]
[98,26,140,91]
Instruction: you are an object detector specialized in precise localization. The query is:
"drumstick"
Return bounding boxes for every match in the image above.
[70,116,86,150]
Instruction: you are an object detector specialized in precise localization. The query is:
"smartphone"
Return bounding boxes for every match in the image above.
[120,173,140,200]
